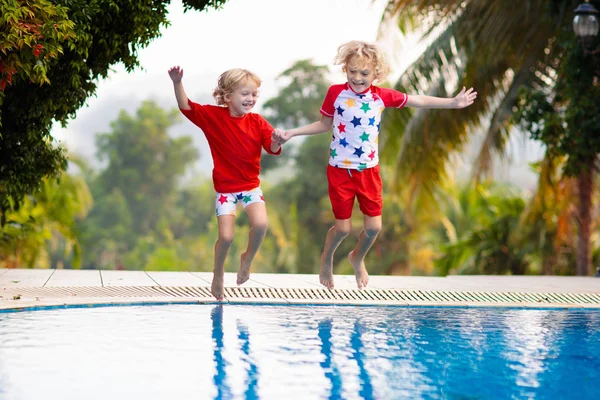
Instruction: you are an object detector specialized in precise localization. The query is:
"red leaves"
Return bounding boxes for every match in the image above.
[33,43,43,57]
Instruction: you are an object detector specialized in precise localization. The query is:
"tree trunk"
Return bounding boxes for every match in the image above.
[576,168,593,276]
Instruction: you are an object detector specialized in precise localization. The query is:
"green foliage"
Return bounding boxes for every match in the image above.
[514,40,600,177]
[95,100,198,234]
[260,59,330,172]
[379,0,594,198]
[0,162,92,268]
[435,183,530,275]
[0,0,228,210]
[0,0,75,91]
[262,59,330,129]
[78,100,199,268]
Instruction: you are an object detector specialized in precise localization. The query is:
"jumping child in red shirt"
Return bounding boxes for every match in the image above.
[274,41,477,290]
[168,66,282,300]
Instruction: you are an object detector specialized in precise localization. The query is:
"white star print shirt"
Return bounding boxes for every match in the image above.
[320,83,408,170]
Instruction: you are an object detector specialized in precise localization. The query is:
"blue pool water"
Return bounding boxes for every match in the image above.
[0,304,599,399]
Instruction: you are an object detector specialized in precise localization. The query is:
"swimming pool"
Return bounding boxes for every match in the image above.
[0,304,598,399]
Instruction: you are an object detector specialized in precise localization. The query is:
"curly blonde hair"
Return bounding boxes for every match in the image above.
[212,68,262,106]
[334,40,390,81]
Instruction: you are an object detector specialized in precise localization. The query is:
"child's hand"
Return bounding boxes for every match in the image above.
[272,128,288,145]
[453,86,477,108]
[168,66,184,83]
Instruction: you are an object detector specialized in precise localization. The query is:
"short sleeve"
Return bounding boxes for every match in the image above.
[179,99,209,128]
[375,87,408,109]
[320,85,344,117]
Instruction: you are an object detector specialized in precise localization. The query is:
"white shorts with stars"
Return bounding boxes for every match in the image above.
[215,187,265,217]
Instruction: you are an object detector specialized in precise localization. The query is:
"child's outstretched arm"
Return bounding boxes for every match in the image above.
[406,86,477,109]
[168,66,191,110]
[276,116,333,144]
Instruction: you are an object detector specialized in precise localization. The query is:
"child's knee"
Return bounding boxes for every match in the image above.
[217,232,235,246]
[335,224,352,237]
[365,226,381,238]
[251,221,268,235]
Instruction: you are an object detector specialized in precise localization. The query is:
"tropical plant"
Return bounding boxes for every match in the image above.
[435,183,530,275]
[0,156,92,268]
[379,0,600,275]
[78,100,198,268]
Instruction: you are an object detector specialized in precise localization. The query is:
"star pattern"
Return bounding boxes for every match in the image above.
[353,147,365,158]
[328,87,387,170]
[218,195,228,205]
[326,85,407,171]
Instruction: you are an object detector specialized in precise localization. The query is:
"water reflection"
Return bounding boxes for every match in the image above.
[237,320,258,399]
[350,320,374,399]
[317,319,343,399]
[211,305,232,400]
[206,306,600,399]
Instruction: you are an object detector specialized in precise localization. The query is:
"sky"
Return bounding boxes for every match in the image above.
[52,0,393,175]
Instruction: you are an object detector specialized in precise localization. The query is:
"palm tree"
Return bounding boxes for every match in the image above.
[378,0,598,275]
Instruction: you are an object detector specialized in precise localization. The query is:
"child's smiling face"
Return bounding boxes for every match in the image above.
[225,78,259,117]
[345,55,377,93]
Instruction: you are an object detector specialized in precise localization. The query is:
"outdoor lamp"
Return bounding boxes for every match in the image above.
[573,1,599,51]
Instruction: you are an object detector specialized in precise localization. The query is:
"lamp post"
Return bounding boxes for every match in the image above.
[573,1,599,54]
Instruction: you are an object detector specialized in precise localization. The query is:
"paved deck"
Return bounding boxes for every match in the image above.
[1,268,599,311]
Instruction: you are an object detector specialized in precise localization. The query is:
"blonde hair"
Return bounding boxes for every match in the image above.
[212,68,262,106]
[334,40,390,81]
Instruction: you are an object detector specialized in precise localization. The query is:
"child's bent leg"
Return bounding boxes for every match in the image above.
[237,202,268,285]
[320,218,352,290]
[348,215,382,289]
[213,215,235,300]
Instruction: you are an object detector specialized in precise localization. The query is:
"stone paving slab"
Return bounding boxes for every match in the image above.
[446,275,600,293]
[45,269,102,287]
[146,271,210,286]
[249,273,323,288]
[0,269,54,287]
[100,270,157,286]
[1,269,599,311]
[190,272,272,288]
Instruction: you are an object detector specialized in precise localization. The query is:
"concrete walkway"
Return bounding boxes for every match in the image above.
[1,268,600,311]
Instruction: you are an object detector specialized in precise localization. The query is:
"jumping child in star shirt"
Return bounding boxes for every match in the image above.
[273,40,477,290]
[168,66,282,300]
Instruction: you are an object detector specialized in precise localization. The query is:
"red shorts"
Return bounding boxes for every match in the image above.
[327,164,383,219]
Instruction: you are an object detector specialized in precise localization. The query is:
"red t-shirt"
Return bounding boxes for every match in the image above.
[180,99,281,193]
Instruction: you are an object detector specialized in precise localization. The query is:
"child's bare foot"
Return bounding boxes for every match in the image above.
[237,252,251,285]
[211,274,224,301]
[320,253,335,290]
[348,251,369,289]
